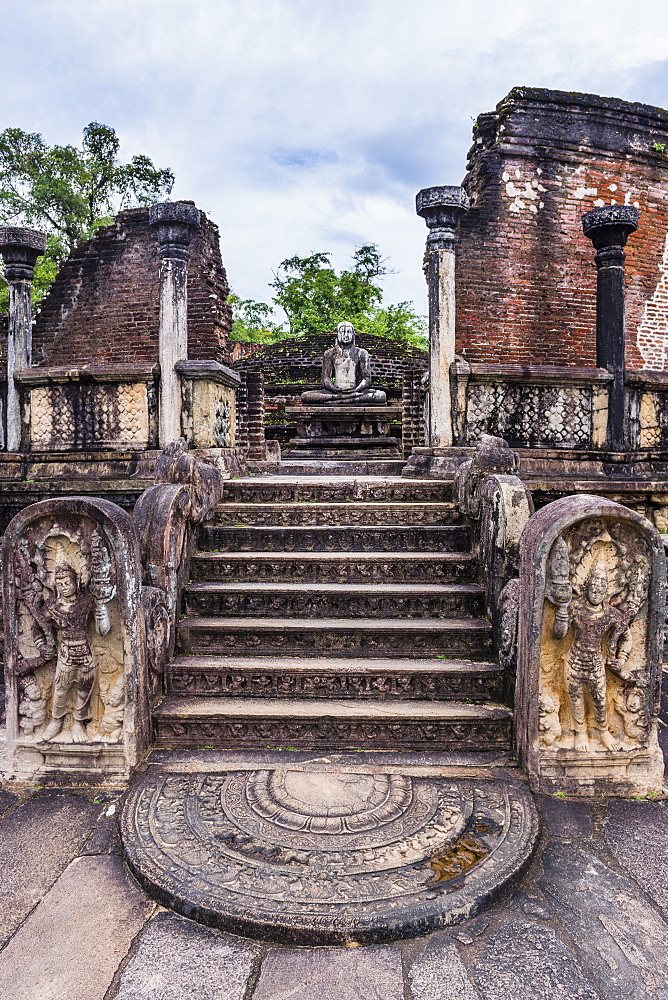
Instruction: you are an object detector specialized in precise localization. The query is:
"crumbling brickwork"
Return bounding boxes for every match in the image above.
[458,88,668,370]
[31,206,233,367]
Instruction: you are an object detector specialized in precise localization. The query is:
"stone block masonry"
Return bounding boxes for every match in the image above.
[30,205,233,368]
[458,87,668,370]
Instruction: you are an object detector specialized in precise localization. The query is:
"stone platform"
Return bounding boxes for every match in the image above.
[285,406,402,459]
[121,762,539,945]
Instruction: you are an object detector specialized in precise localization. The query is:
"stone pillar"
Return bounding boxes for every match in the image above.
[0,227,46,451]
[416,186,470,448]
[582,205,639,452]
[149,202,201,448]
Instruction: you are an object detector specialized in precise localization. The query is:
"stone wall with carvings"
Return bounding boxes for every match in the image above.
[458,87,668,370]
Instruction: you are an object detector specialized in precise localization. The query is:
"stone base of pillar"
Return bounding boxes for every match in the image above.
[402,446,474,479]
[285,405,402,460]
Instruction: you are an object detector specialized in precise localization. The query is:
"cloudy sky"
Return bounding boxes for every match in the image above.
[3,0,668,320]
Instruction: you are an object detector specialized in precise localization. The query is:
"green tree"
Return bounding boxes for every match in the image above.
[230,245,427,349]
[0,122,174,310]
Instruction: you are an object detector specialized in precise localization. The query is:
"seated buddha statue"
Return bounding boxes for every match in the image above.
[300,322,387,406]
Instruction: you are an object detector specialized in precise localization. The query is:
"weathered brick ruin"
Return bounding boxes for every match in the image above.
[457,87,668,370]
[31,205,233,367]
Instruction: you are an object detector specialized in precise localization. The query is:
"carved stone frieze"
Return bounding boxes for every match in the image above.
[29,381,150,451]
[200,525,468,554]
[121,768,538,943]
[184,587,483,620]
[177,622,493,659]
[2,497,150,780]
[515,495,665,796]
[166,665,503,701]
[222,483,451,504]
[212,504,459,528]
[190,554,476,585]
[154,715,511,750]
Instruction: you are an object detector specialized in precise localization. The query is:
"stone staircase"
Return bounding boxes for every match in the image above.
[153,477,512,751]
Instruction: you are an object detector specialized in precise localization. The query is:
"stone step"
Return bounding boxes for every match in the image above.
[199,524,470,553]
[183,581,485,619]
[166,655,504,701]
[176,616,494,659]
[212,502,462,527]
[152,695,512,750]
[190,551,477,584]
[222,478,453,504]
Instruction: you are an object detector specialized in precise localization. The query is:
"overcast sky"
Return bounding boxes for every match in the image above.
[3,0,668,320]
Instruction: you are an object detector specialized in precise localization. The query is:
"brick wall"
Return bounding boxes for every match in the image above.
[30,205,232,367]
[458,88,668,370]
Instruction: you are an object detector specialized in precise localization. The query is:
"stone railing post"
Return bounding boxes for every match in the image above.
[416,186,470,448]
[582,205,639,452]
[0,227,46,451]
[149,202,201,448]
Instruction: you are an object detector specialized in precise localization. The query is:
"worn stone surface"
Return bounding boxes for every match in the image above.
[0,788,18,817]
[121,768,538,945]
[0,793,102,946]
[469,915,600,999]
[111,911,258,1000]
[538,796,593,840]
[408,933,481,999]
[252,946,404,1000]
[538,841,668,999]
[603,799,668,912]
[0,854,153,1000]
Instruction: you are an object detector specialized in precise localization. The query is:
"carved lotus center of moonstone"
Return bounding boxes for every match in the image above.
[245,769,412,833]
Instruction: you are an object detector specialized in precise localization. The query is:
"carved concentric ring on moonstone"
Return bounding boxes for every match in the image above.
[243,769,414,834]
[121,768,540,945]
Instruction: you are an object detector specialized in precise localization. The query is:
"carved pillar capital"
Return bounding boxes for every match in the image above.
[149,202,201,261]
[416,186,470,251]
[0,227,47,281]
[582,205,639,266]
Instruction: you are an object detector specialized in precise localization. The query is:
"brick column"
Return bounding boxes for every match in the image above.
[416,186,470,448]
[582,205,639,452]
[0,227,46,452]
[149,202,201,448]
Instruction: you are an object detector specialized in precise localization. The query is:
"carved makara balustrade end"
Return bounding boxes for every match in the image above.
[2,497,150,781]
[514,496,665,797]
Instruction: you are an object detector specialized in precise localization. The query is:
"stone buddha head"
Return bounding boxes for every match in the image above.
[336,321,355,346]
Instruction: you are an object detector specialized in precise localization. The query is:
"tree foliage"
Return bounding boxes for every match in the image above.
[0,123,174,310]
[230,244,427,350]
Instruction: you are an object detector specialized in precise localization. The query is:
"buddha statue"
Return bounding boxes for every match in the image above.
[300,322,387,406]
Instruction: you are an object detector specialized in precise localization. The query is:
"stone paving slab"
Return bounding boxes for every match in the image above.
[603,800,668,912]
[0,792,103,946]
[111,911,260,1000]
[408,934,482,999]
[251,946,405,1000]
[0,854,153,1000]
[538,842,668,1000]
[468,915,601,1000]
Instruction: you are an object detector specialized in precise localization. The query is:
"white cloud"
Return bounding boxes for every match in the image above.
[2,0,668,314]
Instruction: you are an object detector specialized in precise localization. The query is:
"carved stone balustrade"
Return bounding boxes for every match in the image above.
[175,359,241,450]
[14,363,159,452]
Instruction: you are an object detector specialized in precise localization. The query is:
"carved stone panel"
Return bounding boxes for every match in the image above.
[1,497,150,781]
[515,495,665,797]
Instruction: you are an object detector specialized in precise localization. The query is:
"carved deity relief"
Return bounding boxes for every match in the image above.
[540,518,651,754]
[11,514,125,745]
